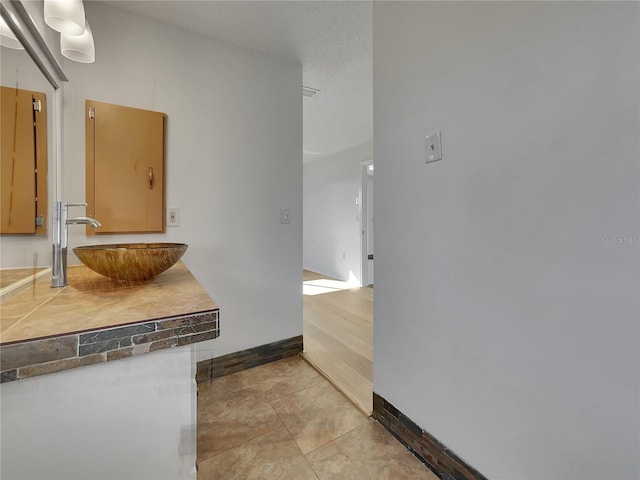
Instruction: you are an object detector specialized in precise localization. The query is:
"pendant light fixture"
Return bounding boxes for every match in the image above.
[44,0,85,35]
[60,19,94,63]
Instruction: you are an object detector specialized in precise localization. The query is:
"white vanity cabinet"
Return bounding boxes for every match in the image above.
[1,345,197,480]
[0,261,218,480]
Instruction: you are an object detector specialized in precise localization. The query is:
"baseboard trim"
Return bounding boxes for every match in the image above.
[373,393,488,480]
[196,335,303,383]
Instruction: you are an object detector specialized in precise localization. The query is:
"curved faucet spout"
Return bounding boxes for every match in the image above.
[66,217,101,228]
[52,202,102,287]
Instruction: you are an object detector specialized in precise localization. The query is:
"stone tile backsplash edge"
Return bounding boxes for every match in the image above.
[0,310,220,383]
[372,392,489,480]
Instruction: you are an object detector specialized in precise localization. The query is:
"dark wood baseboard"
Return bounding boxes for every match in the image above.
[196,335,303,383]
[373,393,488,480]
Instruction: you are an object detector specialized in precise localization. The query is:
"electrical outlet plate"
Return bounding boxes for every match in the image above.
[167,208,180,227]
[425,131,442,163]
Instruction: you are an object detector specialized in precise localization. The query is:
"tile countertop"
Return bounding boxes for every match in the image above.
[0,261,220,383]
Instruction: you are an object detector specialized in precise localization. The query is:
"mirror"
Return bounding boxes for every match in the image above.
[0,82,48,235]
[0,1,66,284]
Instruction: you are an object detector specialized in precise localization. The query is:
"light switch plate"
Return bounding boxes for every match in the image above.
[425,131,442,163]
[167,208,180,227]
[280,208,291,224]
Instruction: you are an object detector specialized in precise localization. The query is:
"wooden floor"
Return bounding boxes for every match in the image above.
[302,270,373,414]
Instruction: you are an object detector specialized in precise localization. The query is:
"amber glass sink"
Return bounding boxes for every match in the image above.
[73,243,188,283]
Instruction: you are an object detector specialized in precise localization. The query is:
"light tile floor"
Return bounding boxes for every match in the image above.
[197,356,437,480]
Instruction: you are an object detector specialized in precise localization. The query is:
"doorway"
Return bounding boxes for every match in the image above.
[301,157,375,414]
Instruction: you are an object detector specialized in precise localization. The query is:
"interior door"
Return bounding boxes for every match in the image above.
[86,100,165,233]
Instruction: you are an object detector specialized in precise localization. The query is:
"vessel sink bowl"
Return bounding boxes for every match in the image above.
[73,243,188,283]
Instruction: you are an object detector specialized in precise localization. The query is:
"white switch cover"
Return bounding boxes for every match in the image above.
[280,208,291,224]
[167,208,180,227]
[425,131,442,163]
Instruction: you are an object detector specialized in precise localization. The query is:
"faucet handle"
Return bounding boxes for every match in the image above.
[67,202,88,208]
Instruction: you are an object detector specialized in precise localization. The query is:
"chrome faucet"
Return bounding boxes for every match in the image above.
[51,201,101,287]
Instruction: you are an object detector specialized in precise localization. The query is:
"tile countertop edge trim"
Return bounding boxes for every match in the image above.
[0,308,219,347]
[0,309,220,384]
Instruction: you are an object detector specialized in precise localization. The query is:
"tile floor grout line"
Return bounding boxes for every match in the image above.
[197,422,323,479]
[196,375,286,464]
[271,409,302,448]
[196,413,287,466]
[251,354,327,403]
[267,380,327,403]
[198,425,284,465]
[302,417,370,457]
[270,376,369,458]
[270,391,324,480]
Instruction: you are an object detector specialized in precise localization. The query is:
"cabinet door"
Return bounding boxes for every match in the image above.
[0,87,47,234]
[86,100,165,234]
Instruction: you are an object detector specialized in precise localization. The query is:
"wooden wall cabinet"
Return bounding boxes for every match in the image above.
[85,100,166,234]
[0,86,48,235]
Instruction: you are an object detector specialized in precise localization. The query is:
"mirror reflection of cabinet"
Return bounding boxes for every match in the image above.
[85,100,166,234]
[0,86,48,235]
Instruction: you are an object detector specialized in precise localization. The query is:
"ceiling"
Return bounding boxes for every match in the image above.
[105,1,373,163]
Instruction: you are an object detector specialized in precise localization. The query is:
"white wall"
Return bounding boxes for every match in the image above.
[303,140,372,283]
[373,2,639,479]
[62,2,302,361]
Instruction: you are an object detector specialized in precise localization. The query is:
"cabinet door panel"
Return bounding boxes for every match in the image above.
[1,87,36,234]
[86,100,165,233]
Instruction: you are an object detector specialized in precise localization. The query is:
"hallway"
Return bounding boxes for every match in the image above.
[302,270,373,413]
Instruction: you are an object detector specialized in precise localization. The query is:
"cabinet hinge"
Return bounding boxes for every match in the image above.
[88,106,95,119]
[33,99,42,112]
[35,216,44,227]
